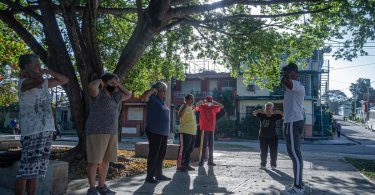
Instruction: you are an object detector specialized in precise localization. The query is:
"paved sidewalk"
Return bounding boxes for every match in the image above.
[67,148,375,195]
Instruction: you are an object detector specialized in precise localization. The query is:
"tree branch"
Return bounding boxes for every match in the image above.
[183,17,259,37]
[168,0,321,19]
[171,0,193,6]
[0,0,42,22]
[81,0,103,75]
[0,9,46,62]
[95,6,137,15]
[176,6,330,25]
[1,0,137,16]
[136,0,143,20]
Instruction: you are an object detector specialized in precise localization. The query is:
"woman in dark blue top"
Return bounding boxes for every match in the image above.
[141,81,171,183]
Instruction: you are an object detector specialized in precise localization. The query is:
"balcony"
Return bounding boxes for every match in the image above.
[173,91,214,99]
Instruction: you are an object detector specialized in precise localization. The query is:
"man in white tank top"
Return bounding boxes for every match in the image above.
[280,63,305,195]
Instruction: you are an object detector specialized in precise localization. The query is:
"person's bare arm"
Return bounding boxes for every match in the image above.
[281,71,293,90]
[115,80,132,101]
[273,110,284,117]
[178,103,188,118]
[44,68,69,88]
[195,100,203,106]
[213,100,224,108]
[20,71,44,92]
[88,79,103,97]
[141,88,157,102]
[252,109,264,116]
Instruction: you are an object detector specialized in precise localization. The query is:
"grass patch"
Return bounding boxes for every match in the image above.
[345,157,375,182]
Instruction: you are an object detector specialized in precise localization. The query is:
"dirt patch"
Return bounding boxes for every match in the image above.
[50,148,176,181]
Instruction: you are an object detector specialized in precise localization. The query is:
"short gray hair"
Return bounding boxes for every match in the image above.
[152,81,167,90]
[264,102,274,109]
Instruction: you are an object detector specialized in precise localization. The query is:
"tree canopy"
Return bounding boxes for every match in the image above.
[349,78,375,101]
[324,89,348,114]
[1,0,374,157]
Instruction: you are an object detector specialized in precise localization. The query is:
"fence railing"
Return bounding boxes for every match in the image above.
[173,91,214,99]
[215,112,332,139]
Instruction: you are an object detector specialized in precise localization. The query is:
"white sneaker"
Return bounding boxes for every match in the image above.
[260,166,266,170]
[271,166,277,170]
[281,185,305,195]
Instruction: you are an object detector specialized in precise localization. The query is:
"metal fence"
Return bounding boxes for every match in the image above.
[215,111,332,139]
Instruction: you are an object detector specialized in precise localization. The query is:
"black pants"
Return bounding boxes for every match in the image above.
[146,131,168,179]
[284,120,304,187]
[177,133,195,168]
[199,131,214,163]
[259,135,278,167]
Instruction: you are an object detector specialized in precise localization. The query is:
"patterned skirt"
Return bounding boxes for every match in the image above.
[16,131,53,179]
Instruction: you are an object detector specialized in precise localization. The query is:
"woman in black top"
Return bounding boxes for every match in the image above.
[253,102,283,169]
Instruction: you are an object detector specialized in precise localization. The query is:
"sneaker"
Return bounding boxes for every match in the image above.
[198,161,204,166]
[156,175,171,181]
[87,187,99,195]
[145,177,158,183]
[281,185,305,195]
[284,184,305,190]
[186,165,195,171]
[96,184,116,195]
[260,166,266,170]
[207,162,216,166]
[271,166,277,170]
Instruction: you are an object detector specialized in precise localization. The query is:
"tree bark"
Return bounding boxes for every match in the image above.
[38,0,87,159]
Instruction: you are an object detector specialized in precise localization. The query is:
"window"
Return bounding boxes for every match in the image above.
[127,107,144,120]
[221,79,235,90]
[247,84,256,92]
[181,80,201,93]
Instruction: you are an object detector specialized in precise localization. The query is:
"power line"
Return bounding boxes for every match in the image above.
[330,62,375,70]
[325,41,375,44]
[330,79,352,84]
[323,55,375,56]
[328,46,375,48]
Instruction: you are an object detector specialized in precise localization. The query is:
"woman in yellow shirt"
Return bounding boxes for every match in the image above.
[177,94,197,171]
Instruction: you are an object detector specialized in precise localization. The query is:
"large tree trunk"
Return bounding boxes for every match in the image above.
[2,0,169,161]
[39,0,87,159]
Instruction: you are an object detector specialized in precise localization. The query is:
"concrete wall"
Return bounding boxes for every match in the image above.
[236,76,270,97]
[0,160,68,195]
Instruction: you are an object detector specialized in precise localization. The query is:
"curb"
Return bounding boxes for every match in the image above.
[342,133,362,145]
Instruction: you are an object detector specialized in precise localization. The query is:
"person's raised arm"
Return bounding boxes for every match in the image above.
[178,103,187,118]
[20,70,44,92]
[281,71,293,90]
[195,100,203,106]
[115,80,132,101]
[141,88,157,102]
[88,79,103,97]
[252,109,264,117]
[213,100,224,108]
[273,110,284,117]
[43,68,69,88]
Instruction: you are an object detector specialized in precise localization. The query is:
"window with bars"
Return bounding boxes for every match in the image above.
[272,74,311,96]
[221,79,235,90]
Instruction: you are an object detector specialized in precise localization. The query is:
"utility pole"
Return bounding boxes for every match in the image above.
[354,95,357,120]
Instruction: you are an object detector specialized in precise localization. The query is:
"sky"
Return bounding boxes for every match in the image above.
[327,51,375,98]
